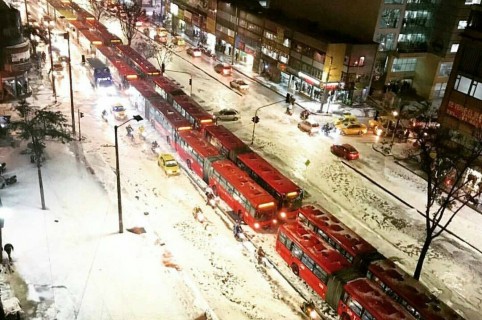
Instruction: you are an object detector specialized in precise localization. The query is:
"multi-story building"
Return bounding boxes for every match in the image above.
[163,0,378,106]
[268,0,478,109]
[438,4,482,148]
[0,0,31,102]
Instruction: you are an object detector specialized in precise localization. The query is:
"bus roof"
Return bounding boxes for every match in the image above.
[109,59,138,80]
[150,99,192,131]
[172,96,214,125]
[236,152,301,195]
[177,131,221,158]
[368,260,464,320]
[280,223,351,274]
[204,125,250,155]
[298,205,377,258]
[344,278,413,320]
[68,20,89,31]
[152,77,185,96]
[116,45,160,76]
[129,79,158,99]
[212,160,277,208]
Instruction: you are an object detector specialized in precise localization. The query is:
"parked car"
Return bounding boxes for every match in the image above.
[298,119,320,135]
[230,79,249,91]
[172,36,186,46]
[331,144,359,160]
[111,103,127,120]
[338,123,368,135]
[214,63,232,76]
[187,47,202,57]
[213,108,240,121]
[158,153,181,176]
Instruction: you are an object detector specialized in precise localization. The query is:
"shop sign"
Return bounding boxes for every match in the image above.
[446,101,482,129]
[245,45,257,56]
[298,72,320,86]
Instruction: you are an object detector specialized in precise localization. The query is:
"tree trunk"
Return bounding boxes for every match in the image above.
[414,234,432,280]
[37,162,46,210]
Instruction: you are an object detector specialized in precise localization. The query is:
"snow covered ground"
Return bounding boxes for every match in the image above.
[1,6,481,319]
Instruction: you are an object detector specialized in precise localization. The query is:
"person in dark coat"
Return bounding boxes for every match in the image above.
[4,243,14,263]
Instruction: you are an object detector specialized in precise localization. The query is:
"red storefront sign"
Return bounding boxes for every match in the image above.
[446,101,482,128]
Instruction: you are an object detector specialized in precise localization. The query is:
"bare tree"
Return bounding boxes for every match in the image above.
[413,126,482,279]
[88,0,107,21]
[117,0,144,46]
[10,100,72,210]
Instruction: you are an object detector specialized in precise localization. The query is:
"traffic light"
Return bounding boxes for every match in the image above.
[189,78,192,85]
[285,93,291,103]
[161,62,165,73]
[80,112,84,118]
[252,116,260,123]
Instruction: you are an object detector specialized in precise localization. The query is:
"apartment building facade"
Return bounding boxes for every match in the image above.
[162,0,378,105]
[268,0,479,109]
[0,0,31,101]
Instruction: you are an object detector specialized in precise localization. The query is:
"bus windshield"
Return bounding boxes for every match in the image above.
[98,79,113,87]
[256,203,276,221]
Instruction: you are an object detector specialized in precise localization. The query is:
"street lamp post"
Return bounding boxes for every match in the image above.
[45,20,57,102]
[115,115,143,233]
[250,99,285,145]
[63,31,76,135]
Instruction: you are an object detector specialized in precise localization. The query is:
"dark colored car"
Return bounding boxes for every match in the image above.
[214,63,232,76]
[330,144,359,160]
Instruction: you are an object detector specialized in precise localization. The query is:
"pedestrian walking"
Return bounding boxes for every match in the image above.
[4,243,14,263]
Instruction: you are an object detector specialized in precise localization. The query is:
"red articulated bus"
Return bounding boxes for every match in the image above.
[171,95,215,130]
[367,259,464,320]
[276,223,352,299]
[338,278,414,320]
[297,205,384,269]
[204,125,251,160]
[174,130,224,181]
[276,224,413,320]
[236,152,303,221]
[203,126,302,221]
[147,98,192,147]
[209,160,278,230]
[116,45,160,77]
[152,76,185,103]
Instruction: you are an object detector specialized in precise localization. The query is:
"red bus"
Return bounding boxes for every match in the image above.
[367,259,464,320]
[172,95,215,130]
[297,205,384,268]
[209,160,278,230]
[276,223,351,300]
[147,98,192,147]
[203,125,251,161]
[152,76,185,103]
[174,130,224,181]
[236,152,303,220]
[338,278,413,320]
[116,45,160,77]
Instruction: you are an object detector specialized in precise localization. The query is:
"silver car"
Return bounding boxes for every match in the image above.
[213,108,240,121]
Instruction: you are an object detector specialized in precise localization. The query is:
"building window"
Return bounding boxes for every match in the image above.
[376,33,396,51]
[438,62,453,77]
[458,20,468,29]
[451,44,459,53]
[455,75,472,94]
[434,82,447,98]
[465,0,481,4]
[470,81,482,100]
[380,9,401,28]
[391,58,417,72]
[385,0,404,3]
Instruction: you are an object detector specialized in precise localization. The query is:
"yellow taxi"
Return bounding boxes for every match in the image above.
[158,153,181,176]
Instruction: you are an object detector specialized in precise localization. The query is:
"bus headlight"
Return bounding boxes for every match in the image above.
[280,211,287,218]
[254,222,260,229]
